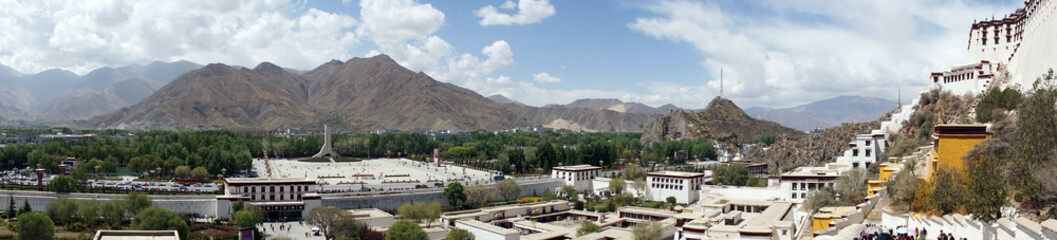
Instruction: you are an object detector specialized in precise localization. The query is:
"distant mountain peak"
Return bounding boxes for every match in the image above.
[744,95,897,131]
[488,94,523,105]
[253,62,284,74]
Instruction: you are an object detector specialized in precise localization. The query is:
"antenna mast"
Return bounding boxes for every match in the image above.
[720,67,724,98]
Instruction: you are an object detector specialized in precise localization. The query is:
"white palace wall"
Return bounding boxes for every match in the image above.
[1009,0,1057,87]
[0,190,217,217]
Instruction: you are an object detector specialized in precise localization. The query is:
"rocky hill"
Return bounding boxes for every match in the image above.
[745,95,897,131]
[302,55,524,131]
[82,62,316,130]
[745,121,880,172]
[640,97,804,144]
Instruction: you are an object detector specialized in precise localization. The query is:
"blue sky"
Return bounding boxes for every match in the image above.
[0,0,1022,109]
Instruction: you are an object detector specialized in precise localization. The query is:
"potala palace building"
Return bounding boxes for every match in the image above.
[932,0,1057,95]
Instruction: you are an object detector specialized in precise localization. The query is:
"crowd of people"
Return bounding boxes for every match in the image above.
[858,224,968,240]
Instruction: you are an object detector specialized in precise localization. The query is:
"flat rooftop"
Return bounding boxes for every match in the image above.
[553,164,601,171]
[348,208,394,219]
[648,170,704,178]
[224,178,316,185]
[94,230,179,240]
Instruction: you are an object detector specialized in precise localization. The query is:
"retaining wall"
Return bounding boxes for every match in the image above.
[322,178,564,211]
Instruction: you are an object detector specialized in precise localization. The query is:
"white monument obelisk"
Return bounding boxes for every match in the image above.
[312,124,340,158]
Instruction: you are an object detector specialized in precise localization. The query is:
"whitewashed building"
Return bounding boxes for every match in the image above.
[647,171,705,204]
[834,132,886,169]
[216,178,322,220]
[778,167,841,203]
[551,164,602,193]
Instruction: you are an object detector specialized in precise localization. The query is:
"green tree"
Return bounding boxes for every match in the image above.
[191,167,209,180]
[79,200,99,226]
[464,185,493,208]
[928,168,966,214]
[100,200,124,226]
[497,179,522,201]
[444,182,466,208]
[48,175,78,193]
[233,205,263,227]
[623,164,647,181]
[608,177,626,195]
[836,169,868,205]
[541,190,557,201]
[631,221,663,240]
[17,211,54,240]
[975,86,1022,123]
[666,196,677,206]
[18,199,31,215]
[44,197,78,227]
[174,166,192,178]
[131,207,188,240]
[536,142,558,171]
[386,220,428,240]
[577,221,601,236]
[965,152,1008,222]
[560,185,578,201]
[446,228,475,240]
[424,202,442,227]
[1013,69,1057,205]
[232,200,244,213]
[713,164,750,186]
[124,192,152,216]
[306,206,346,239]
[7,195,15,219]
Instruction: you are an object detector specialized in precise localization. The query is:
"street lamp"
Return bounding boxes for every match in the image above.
[221,168,227,177]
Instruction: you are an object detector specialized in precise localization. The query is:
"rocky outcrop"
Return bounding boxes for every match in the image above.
[640,97,804,145]
[746,121,880,172]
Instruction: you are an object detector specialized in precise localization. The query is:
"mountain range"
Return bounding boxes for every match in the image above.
[744,95,898,131]
[3,55,897,133]
[82,55,654,131]
[0,60,202,121]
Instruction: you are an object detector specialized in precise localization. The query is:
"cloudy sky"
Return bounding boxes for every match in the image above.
[0,0,1021,109]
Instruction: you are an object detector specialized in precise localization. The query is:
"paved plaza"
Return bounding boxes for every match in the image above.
[258,221,325,240]
[253,158,495,192]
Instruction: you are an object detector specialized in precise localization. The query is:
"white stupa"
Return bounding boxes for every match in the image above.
[312,124,340,158]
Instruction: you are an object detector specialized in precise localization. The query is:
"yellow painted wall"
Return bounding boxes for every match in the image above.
[868,180,883,196]
[879,163,895,181]
[932,135,987,180]
[812,215,833,233]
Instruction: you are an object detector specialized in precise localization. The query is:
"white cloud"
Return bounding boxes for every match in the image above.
[501,1,518,10]
[358,0,518,99]
[628,0,1017,108]
[0,1,359,75]
[533,72,561,83]
[476,0,556,26]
